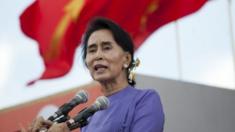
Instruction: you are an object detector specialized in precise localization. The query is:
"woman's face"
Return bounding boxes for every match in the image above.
[85,29,130,82]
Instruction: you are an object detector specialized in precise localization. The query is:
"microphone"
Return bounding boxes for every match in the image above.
[66,96,109,130]
[48,90,88,122]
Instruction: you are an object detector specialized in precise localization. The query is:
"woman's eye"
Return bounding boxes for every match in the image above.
[88,49,96,53]
[104,46,111,50]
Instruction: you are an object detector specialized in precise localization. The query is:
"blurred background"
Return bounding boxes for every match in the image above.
[0,0,235,131]
[0,0,234,110]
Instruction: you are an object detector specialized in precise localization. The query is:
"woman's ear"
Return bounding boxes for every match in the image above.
[124,52,132,67]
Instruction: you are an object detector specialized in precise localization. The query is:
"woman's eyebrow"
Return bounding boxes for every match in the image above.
[87,43,97,49]
[101,41,112,46]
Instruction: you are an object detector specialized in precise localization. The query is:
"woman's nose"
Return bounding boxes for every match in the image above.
[94,48,103,60]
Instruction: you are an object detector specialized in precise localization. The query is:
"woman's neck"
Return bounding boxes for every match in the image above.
[99,76,129,96]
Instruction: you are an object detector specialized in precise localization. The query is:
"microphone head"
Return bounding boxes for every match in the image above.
[68,96,109,128]
[94,96,109,110]
[75,90,88,103]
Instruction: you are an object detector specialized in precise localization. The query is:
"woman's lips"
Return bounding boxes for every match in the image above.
[94,64,108,71]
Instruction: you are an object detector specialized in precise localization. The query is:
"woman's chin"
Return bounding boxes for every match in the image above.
[93,75,110,82]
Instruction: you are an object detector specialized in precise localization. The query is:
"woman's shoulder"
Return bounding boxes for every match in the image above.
[133,87,160,97]
[130,86,162,104]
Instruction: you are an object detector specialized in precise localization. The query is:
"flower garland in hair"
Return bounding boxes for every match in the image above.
[128,58,140,83]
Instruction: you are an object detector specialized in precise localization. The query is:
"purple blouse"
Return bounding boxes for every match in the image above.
[81,85,164,132]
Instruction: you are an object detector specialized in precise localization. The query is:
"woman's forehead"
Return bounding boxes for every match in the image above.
[88,29,114,44]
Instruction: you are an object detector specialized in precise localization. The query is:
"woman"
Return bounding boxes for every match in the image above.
[27,17,164,132]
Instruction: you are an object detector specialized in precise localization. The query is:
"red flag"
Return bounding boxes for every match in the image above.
[20,0,88,85]
[20,0,207,85]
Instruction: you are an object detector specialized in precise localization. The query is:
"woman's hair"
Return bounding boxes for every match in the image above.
[82,17,136,86]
